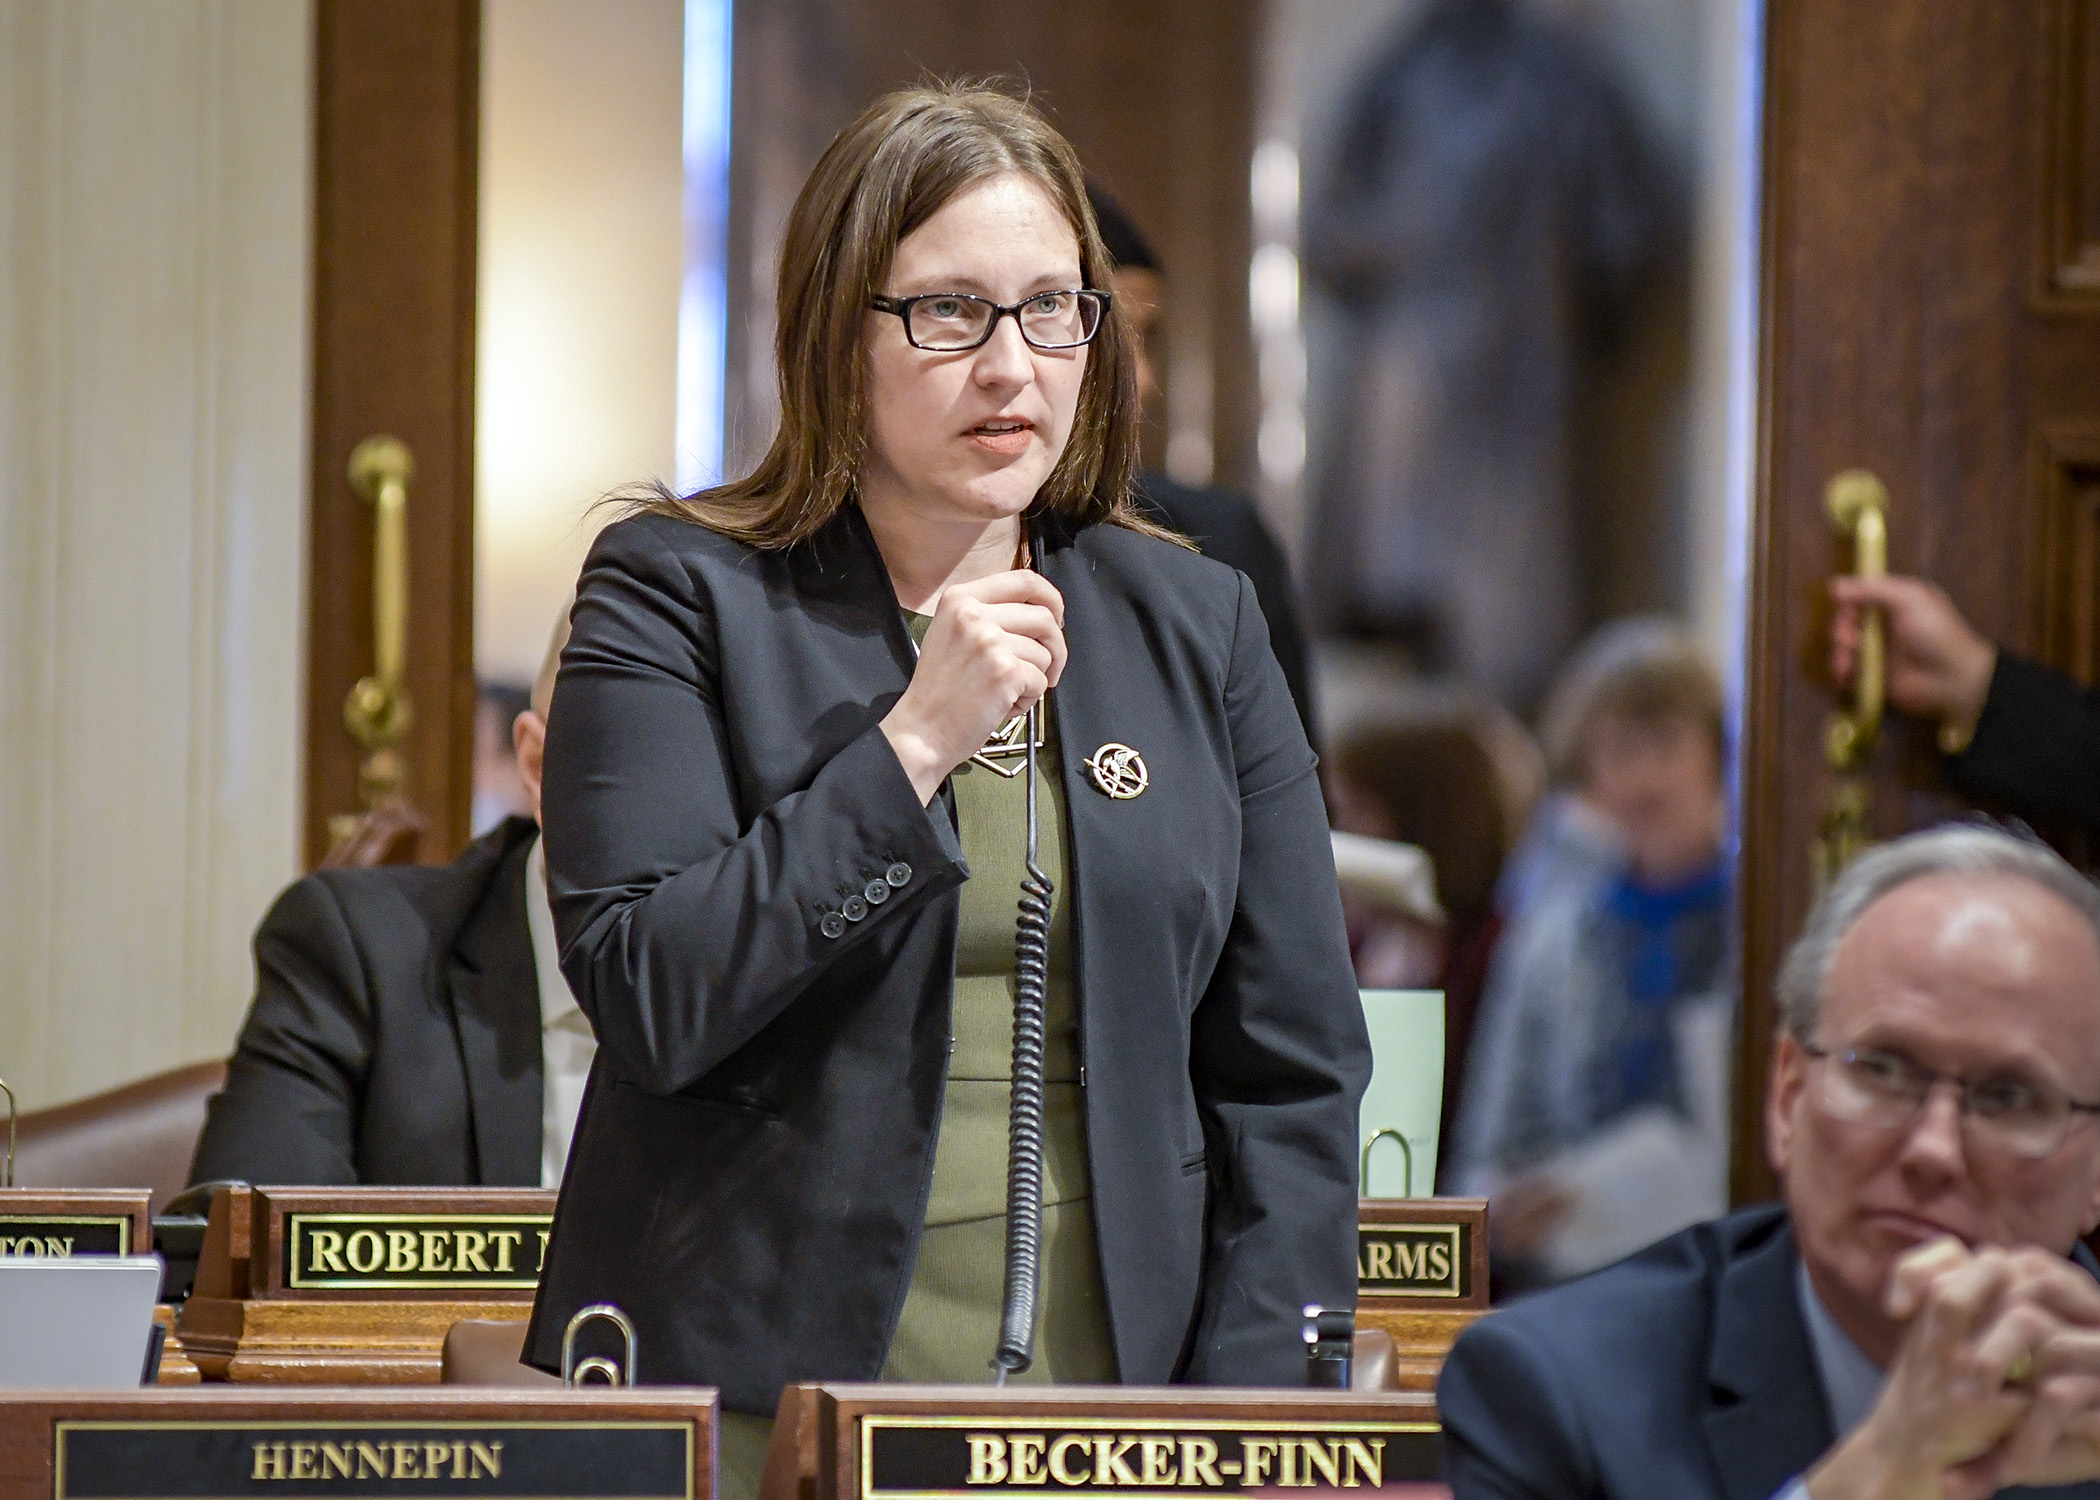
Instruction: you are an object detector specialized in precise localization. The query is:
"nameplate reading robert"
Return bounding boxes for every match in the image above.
[858,1417,1440,1498]
[54,1420,693,1500]
[1356,1222,1467,1300]
[284,1213,553,1291]
[0,1214,130,1257]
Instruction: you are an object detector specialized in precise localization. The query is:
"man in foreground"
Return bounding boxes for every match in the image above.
[189,617,590,1187]
[1440,823,2100,1498]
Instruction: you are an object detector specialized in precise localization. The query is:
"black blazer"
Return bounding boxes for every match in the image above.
[189,817,546,1188]
[1438,1204,2100,1500]
[1950,651,2100,832]
[523,507,1370,1411]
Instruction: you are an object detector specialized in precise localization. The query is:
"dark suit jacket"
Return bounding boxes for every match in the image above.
[1136,472,1318,751]
[1950,651,2100,832]
[189,817,546,1187]
[523,506,1370,1411]
[1438,1204,2100,1500]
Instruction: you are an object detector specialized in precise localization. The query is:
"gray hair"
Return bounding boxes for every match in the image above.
[1776,822,2100,1043]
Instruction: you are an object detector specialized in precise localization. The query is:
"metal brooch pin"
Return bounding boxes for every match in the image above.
[968,713,1045,778]
[1084,743,1148,799]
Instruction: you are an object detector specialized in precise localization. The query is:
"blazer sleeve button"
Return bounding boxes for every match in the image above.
[843,894,869,922]
[886,862,912,887]
[819,912,846,939]
[863,879,889,906]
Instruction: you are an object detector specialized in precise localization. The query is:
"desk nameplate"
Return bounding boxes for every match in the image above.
[0,1189,150,1260]
[0,1388,715,1500]
[254,1189,558,1300]
[1355,1199,1489,1308]
[55,1419,690,1499]
[760,1384,1444,1500]
[859,1413,1439,1499]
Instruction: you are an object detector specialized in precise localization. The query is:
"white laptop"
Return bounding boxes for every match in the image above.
[0,1256,163,1388]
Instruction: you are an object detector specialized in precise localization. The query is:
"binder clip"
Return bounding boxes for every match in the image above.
[563,1303,638,1387]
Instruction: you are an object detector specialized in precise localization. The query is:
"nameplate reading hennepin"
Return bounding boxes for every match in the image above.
[53,1420,692,1500]
[1356,1221,1466,1299]
[284,1213,554,1290]
[858,1417,1441,1498]
[0,1215,130,1257]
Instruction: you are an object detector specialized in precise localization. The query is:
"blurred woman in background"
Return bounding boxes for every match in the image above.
[1450,619,1732,1293]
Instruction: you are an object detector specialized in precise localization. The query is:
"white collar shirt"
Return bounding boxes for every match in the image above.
[526,834,597,1188]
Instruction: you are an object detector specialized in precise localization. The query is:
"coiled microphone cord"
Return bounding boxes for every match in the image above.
[992,535,1052,1385]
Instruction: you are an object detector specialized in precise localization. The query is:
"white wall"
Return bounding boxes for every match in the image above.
[476,0,684,686]
[0,1,312,1108]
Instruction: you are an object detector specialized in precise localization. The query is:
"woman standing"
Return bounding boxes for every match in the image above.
[524,81,1368,1488]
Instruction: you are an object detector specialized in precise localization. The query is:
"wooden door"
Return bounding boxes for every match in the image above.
[302,1,481,867]
[1738,0,2100,1200]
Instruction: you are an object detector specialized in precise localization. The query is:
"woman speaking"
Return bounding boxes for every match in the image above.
[524,81,1370,1489]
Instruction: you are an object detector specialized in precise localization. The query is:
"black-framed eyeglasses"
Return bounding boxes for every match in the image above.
[1800,1041,2100,1159]
[869,289,1111,352]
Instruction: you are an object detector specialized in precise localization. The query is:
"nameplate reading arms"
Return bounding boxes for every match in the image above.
[54,1420,693,1500]
[859,1417,1440,1498]
[1356,1198,1489,1307]
[284,1213,553,1291]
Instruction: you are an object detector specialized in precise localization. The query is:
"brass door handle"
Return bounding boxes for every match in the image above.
[1825,469,1888,769]
[343,436,415,801]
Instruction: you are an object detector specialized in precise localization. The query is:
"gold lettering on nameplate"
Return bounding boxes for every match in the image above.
[285,1214,553,1290]
[1356,1223,1466,1299]
[54,1421,693,1500]
[0,1215,130,1257]
[860,1418,1440,1498]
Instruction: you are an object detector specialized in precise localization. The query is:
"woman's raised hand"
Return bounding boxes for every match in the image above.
[881,570,1067,805]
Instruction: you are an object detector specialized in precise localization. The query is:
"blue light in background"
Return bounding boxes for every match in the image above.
[677,0,733,492]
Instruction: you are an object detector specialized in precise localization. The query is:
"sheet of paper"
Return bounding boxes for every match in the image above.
[1358,989,1445,1198]
[1535,996,1733,1279]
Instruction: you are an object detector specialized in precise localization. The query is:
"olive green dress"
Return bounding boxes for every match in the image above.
[716,612,1116,1500]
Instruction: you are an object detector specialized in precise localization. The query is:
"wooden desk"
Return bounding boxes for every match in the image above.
[760,1384,1443,1500]
[0,1386,715,1500]
[175,1186,554,1384]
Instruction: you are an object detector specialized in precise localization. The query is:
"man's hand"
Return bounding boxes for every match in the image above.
[1809,1238,2100,1499]
[1807,1240,2036,1500]
[1829,575,1996,739]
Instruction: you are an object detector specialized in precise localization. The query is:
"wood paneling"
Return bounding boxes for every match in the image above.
[304,1,481,867]
[724,0,1257,493]
[1740,0,2100,1200]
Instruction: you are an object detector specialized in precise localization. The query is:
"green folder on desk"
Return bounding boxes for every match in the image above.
[1358,990,1445,1198]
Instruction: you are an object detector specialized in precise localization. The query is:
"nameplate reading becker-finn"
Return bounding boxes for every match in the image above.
[863,1417,1440,1497]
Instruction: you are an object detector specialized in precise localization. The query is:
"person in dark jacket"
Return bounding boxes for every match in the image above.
[1832,572,2100,831]
[1440,824,2100,1499]
[1085,183,1319,748]
[190,621,588,1188]
[523,83,1368,1499]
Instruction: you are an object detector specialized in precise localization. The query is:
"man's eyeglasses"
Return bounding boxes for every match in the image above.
[1801,1041,2100,1160]
[869,290,1111,352]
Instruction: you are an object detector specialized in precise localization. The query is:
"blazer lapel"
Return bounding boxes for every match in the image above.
[1702,1219,1837,1500]
[449,825,545,1187]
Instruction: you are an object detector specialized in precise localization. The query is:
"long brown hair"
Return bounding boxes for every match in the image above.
[638,80,1175,549]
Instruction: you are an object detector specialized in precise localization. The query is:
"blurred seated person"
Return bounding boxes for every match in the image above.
[1450,619,1731,1288]
[472,678,534,835]
[1331,709,1525,1160]
[1441,824,2100,1500]
[1832,573,2100,832]
[189,617,591,1187]
[1087,183,1317,747]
